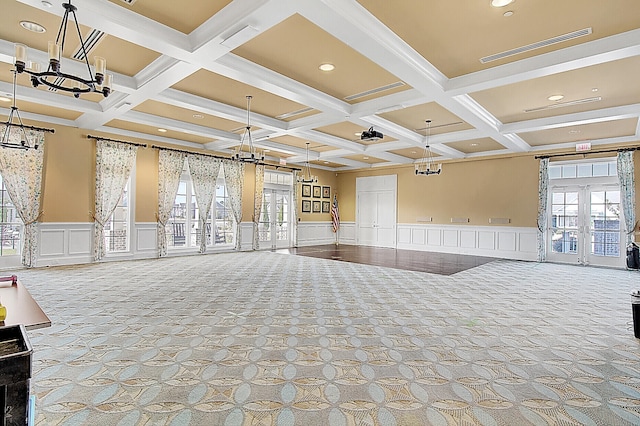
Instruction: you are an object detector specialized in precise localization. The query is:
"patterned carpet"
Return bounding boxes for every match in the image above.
[14,252,640,425]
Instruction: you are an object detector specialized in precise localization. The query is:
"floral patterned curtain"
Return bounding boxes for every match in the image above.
[187,154,221,253]
[94,140,137,261]
[253,164,265,250]
[292,170,299,247]
[223,160,244,251]
[536,158,549,262]
[157,150,185,257]
[0,127,46,267]
[617,151,636,244]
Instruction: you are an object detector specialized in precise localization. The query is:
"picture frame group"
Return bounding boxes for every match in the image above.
[301,184,331,213]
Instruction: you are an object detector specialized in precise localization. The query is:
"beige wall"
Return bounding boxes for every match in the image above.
[22,119,640,240]
[337,155,539,227]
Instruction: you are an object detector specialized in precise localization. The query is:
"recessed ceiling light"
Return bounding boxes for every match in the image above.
[363,156,369,160]
[548,94,564,101]
[20,21,46,33]
[192,114,204,119]
[503,10,514,17]
[324,161,329,164]
[0,96,11,103]
[354,132,362,137]
[319,63,335,72]
[411,150,417,154]
[158,128,167,133]
[491,0,514,7]
[568,130,581,134]
[41,1,53,7]
[592,88,599,92]
[470,143,479,147]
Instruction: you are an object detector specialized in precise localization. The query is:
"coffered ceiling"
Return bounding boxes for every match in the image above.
[0,0,639,171]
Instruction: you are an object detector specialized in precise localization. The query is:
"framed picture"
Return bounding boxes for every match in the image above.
[322,201,330,213]
[302,184,311,198]
[312,200,321,213]
[322,186,330,198]
[302,199,311,213]
[313,185,322,198]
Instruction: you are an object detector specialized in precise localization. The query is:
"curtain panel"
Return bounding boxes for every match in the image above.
[223,160,245,251]
[253,164,265,250]
[187,154,221,253]
[157,150,186,257]
[536,158,549,262]
[0,127,46,267]
[617,151,636,244]
[94,141,137,261]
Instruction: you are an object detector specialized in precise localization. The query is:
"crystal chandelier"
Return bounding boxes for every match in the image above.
[14,0,112,98]
[233,95,264,163]
[297,142,317,183]
[1,70,54,150]
[415,120,442,175]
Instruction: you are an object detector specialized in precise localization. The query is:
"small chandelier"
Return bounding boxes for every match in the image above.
[233,95,264,163]
[1,70,54,150]
[415,120,442,176]
[14,0,112,98]
[297,142,317,183]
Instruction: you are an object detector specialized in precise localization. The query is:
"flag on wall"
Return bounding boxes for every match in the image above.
[331,194,340,233]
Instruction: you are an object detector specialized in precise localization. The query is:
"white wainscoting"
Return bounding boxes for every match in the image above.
[297,222,355,246]
[397,223,537,261]
[39,222,93,266]
[240,222,254,251]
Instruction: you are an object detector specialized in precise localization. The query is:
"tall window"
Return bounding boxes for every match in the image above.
[104,177,131,253]
[0,175,21,256]
[168,166,235,249]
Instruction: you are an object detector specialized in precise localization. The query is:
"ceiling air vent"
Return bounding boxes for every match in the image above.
[524,96,601,113]
[414,121,463,133]
[120,0,137,4]
[276,107,314,120]
[344,81,405,101]
[480,28,592,64]
[72,29,106,61]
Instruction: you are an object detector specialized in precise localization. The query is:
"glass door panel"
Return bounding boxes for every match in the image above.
[588,189,621,266]
[550,191,580,257]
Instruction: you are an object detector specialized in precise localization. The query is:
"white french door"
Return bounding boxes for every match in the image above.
[258,189,291,249]
[548,184,623,267]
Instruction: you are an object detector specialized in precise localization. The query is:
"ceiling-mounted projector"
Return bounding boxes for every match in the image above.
[361,126,383,141]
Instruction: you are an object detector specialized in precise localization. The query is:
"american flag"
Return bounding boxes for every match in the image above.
[331,194,340,233]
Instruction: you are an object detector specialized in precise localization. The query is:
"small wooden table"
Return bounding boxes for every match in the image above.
[0,278,50,330]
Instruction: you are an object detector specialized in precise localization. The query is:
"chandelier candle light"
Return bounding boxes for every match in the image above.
[1,70,54,150]
[415,120,442,176]
[297,142,317,183]
[14,0,112,98]
[233,95,264,163]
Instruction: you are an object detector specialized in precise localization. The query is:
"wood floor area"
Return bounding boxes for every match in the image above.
[279,244,499,275]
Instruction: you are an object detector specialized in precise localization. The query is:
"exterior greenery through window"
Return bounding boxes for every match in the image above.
[168,165,235,249]
[104,177,131,253]
[0,175,21,256]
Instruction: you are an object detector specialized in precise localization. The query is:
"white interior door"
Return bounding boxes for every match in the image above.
[356,175,397,248]
[548,185,623,267]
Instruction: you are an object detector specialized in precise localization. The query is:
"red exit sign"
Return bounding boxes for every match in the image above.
[575,142,591,152]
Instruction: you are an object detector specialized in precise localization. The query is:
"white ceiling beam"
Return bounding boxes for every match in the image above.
[501,103,640,134]
[446,29,640,96]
